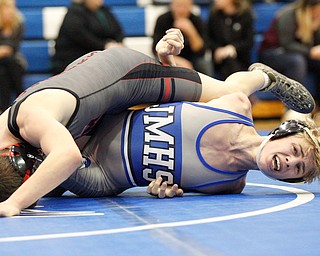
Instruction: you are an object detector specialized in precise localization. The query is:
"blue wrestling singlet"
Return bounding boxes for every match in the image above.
[122,102,253,191]
[122,103,183,186]
[62,101,253,196]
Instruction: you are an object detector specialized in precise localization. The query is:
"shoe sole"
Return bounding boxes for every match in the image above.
[249,63,315,114]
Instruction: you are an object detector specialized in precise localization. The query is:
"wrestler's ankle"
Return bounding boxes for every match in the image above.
[259,70,272,90]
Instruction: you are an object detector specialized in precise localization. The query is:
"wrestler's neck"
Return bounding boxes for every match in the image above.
[230,134,264,171]
[0,108,21,149]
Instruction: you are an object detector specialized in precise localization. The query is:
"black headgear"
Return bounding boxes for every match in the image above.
[1,143,45,182]
[268,119,309,141]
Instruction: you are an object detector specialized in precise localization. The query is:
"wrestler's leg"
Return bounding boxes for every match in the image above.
[197,70,266,102]
[198,68,315,114]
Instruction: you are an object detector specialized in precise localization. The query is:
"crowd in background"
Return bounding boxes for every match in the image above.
[51,0,124,75]
[1,0,320,116]
[0,0,26,112]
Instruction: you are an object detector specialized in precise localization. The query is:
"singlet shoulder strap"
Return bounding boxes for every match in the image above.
[8,104,24,141]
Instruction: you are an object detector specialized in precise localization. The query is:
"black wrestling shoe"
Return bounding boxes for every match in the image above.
[249,63,315,114]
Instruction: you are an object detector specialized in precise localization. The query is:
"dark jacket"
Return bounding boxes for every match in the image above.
[207,9,254,67]
[52,3,124,74]
[152,11,207,62]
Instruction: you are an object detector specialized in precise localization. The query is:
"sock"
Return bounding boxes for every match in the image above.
[259,70,272,90]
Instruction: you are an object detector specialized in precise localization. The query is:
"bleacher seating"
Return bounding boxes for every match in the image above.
[17,0,314,115]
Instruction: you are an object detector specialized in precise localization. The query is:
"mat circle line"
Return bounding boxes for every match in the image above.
[0,182,314,242]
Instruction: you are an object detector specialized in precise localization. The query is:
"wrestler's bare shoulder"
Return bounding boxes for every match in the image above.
[19,89,77,125]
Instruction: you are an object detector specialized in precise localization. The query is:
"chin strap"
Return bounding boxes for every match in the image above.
[255,134,285,181]
[255,135,273,171]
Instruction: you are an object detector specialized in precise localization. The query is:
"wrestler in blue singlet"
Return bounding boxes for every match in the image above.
[61,102,252,197]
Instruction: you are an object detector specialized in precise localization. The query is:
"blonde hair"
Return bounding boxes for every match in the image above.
[295,0,320,44]
[0,0,23,31]
[295,117,320,183]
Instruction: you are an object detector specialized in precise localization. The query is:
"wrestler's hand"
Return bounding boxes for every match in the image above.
[156,28,184,57]
[0,201,21,217]
[147,177,184,198]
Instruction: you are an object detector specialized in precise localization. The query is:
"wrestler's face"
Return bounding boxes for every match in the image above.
[257,136,314,181]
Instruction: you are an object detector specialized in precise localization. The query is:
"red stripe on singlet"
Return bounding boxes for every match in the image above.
[163,77,171,102]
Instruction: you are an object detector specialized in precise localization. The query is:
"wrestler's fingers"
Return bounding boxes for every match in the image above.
[166,38,183,45]
[151,177,163,195]
[164,184,177,198]
[158,182,167,199]
[176,188,184,197]
[166,39,184,50]
[163,29,183,42]
[165,28,184,42]
[146,180,156,194]
[162,33,184,45]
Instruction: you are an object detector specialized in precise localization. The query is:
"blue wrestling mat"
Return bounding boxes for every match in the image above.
[0,171,319,256]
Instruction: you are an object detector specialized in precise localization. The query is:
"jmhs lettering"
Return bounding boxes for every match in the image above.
[142,105,175,184]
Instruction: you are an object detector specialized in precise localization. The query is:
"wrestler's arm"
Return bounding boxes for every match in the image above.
[195,176,247,195]
[147,176,246,197]
[0,105,82,216]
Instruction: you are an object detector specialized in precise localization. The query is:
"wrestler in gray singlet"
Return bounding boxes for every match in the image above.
[61,102,251,197]
[7,48,202,141]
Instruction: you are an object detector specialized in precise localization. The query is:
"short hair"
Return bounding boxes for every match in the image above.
[0,149,23,202]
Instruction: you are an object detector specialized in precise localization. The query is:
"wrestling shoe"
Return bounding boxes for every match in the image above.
[248,63,315,114]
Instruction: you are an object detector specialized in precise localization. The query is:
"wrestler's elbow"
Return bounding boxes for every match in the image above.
[231,92,252,115]
[55,146,83,173]
[67,148,83,170]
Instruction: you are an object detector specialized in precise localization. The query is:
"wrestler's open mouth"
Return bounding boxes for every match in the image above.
[272,155,280,171]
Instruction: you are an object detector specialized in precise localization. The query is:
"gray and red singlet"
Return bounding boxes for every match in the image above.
[7,48,202,141]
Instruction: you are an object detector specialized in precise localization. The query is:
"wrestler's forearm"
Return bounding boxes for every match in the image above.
[6,151,82,211]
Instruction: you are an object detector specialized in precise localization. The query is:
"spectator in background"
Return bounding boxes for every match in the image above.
[0,0,26,112]
[259,0,320,99]
[152,0,212,75]
[207,0,254,80]
[52,0,124,75]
